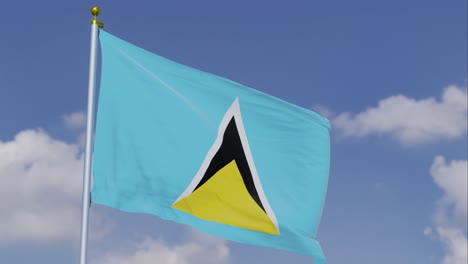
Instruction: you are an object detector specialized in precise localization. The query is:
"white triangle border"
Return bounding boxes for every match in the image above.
[172,97,279,233]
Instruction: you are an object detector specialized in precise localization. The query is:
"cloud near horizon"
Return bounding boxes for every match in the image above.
[0,112,112,243]
[429,156,467,264]
[0,129,84,242]
[92,231,230,264]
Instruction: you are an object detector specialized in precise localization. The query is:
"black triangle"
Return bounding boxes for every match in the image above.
[194,117,265,212]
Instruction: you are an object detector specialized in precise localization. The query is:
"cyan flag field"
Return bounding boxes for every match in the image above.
[92,30,330,263]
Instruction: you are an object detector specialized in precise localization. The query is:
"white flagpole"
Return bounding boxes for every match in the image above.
[79,6,103,264]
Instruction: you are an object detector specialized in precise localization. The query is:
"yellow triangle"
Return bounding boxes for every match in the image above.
[172,160,279,235]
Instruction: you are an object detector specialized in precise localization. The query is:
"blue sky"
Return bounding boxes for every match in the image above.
[0,1,466,264]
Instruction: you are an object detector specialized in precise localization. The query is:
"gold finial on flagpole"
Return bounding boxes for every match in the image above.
[91,6,104,28]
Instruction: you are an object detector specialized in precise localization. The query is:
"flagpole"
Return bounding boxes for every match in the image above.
[79,6,103,264]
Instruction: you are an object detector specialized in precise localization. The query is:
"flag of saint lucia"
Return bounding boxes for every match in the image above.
[92,30,331,264]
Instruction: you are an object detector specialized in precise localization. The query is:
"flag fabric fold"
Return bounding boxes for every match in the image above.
[92,29,330,263]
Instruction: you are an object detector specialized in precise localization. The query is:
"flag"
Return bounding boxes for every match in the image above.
[92,30,331,263]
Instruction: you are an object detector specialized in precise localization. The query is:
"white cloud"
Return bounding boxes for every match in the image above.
[424,227,434,237]
[0,129,84,242]
[0,114,110,243]
[92,231,230,264]
[431,156,468,227]
[333,85,467,144]
[63,111,87,130]
[429,156,468,264]
[437,227,468,264]
[312,104,334,119]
